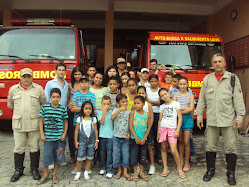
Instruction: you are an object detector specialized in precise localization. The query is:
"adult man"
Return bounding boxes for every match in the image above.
[7,68,47,182]
[117,57,128,76]
[44,62,68,168]
[149,59,165,82]
[196,53,245,186]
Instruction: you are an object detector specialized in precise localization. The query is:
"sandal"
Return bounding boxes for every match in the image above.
[160,168,170,177]
[178,169,185,179]
[52,175,59,184]
[37,176,50,185]
[139,173,149,181]
[190,156,197,163]
[132,173,139,182]
[124,175,133,181]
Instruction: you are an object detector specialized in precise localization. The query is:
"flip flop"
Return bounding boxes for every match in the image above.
[125,175,133,181]
[52,175,59,184]
[37,176,50,185]
[114,174,121,179]
[132,173,139,182]
[178,169,185,179]
[139,173,149,181]
[160,168,171,177]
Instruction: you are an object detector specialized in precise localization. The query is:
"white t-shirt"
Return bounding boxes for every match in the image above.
[159,101,181,128]
[138,81,151,89]
[76,117,97,138]
[146,87,160,113]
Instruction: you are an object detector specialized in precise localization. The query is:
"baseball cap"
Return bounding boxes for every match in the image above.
[117,57,126,64]
[79,75,89,81]
[20,68,33,76]
[141,68,149,73]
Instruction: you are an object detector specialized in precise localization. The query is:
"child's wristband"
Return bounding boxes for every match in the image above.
[95,139,99,142]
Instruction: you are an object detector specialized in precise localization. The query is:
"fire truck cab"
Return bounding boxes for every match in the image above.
[0,18,88,120]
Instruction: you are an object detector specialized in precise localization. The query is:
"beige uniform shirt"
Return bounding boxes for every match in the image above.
[196,71,245,127]
[7,82,47,132]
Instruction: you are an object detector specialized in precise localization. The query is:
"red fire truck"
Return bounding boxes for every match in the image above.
[131,32,224,120]
[0,18,88,120]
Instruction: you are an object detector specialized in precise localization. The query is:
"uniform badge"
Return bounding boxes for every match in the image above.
[236,81,240,86]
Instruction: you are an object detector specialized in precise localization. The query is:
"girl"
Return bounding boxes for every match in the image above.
[158,88,185,179]
[67,67,83,164]
[74,101,99,181]
[173,77,194,172]
[126,78,137,110]
[129,96,151,181]
[120,72,130,95]
[129,70,136,79]
[146,74,161,174]
[89,72,109,111]
[103,65,120,87]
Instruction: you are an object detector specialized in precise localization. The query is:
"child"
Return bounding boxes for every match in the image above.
[89,72,109,111]
[138,68,151,89]
[157,88,185,178]
[74,101,99,181]
[97,96,114,178]
[146,74,161,174]
[111,94,133,181]
[103,65,120,87]
[129,70,136,79]
[126,78,137,110]
[129,96,151,181]
[87,64,97,86]
[120,72,130,95]
[105,76,120,110]
[159,72,174,91]
[37,88,68,185]
[173,77,194,172]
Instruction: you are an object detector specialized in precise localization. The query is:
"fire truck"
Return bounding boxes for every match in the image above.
[0,18,89,120]
[131,32,224,120]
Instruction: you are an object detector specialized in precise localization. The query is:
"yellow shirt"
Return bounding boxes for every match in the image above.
[126,93,134,110]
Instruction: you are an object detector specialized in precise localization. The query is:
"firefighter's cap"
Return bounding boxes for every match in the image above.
[117,57,126,64]
[20,68,33,76]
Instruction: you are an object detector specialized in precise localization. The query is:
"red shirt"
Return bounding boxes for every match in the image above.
[215,73,224,82]
[149,70,165,82]
[20,84,28,90]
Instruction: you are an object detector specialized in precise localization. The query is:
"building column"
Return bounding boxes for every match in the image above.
[3,10,12,26]
[104,10,114,71]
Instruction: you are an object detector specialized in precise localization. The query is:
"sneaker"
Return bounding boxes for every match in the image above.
[106,173,113,179]
[48,164,54,170]
[148,165,155,175]
[60,162,67,166]
[84,170,90,181]
[99,170,106,175]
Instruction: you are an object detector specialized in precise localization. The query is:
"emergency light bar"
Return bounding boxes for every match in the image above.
[11,18,72,26]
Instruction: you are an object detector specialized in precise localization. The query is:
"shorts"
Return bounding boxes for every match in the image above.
[147,129,153,145]
[158,127,177,143]
[180,113,194,131]
[113,137,129,168]
[43,140,66,166]
[77,139,95,161]
[130,139,147,166]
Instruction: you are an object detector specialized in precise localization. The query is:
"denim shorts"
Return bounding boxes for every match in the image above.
[130,139,147,166]
[43,140,66,166]
[113,136,129,168]
[77,139,95,161]
[180,113,194,131]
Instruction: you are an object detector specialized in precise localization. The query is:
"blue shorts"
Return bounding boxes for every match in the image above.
[113,137,129,168]
[180,113,194,131]
[43,140,66,166]
[77,140,95,161]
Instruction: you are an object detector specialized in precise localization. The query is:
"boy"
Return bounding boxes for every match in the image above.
[87,64,97,86]
[170,74,192,98]
[138,68,151,88]
[37,88,68,185]
[97,96,114,178]
[111,94,133,181]
[159,71,174,90]
[105,76,120,110]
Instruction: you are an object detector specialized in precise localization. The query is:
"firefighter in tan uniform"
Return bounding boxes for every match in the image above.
[196,53,245,186]
[7,68,47,182]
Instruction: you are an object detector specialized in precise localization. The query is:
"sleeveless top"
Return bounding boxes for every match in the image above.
[131,111,148,140]
[126,93,134,110]
[176,92,191,107]
[69,87,79,102]
[143,101,149,113]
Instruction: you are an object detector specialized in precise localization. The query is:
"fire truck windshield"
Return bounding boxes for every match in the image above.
[0,28,76,61]
[150,42,223,70]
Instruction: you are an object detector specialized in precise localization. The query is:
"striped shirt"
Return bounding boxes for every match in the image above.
[39,104,68,141]
[176,92,192,108]
[72,91,96,126]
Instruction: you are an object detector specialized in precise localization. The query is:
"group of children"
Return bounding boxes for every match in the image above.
[37,64,195,184]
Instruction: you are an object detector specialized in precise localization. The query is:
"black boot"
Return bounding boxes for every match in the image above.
[30,151,41,180]
[226,154,237,185]
[10,153,25,182]
[203,152,216,182]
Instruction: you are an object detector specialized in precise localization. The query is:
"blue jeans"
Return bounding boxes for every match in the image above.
[130,139,147,166]
[190,134,195,156]
[153,113,161,160]
[43,140,66,166]
[100,138,114,174]
[113,137,129,168]
[67,111,76,158]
